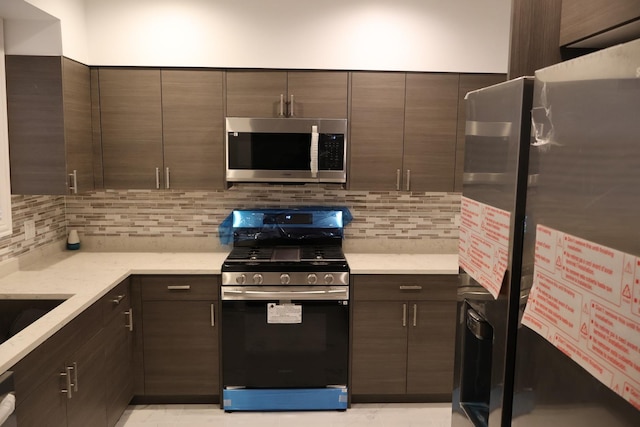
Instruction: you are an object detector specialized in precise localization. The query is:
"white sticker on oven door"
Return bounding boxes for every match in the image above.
[267,303,302,324]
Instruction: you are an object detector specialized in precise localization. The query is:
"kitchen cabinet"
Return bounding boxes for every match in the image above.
[349,72,406,191]
[102,278,134,427]
[137,275,219,398]
[349,72,460,192]
[560,0,640,47]
[226,70,348,118]
[5,56,93,195]
[403,73,460,192]
[12,300,106,427]
[98,68,224,189]
[454,74,507,192]
[351,274,457,400]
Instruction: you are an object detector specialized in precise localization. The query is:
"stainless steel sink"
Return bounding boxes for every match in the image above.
[0,299,65,344]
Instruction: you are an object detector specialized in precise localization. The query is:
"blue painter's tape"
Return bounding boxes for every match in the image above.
[223,387,348,411]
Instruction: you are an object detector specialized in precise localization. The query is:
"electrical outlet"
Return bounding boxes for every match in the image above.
[24,220,36,240]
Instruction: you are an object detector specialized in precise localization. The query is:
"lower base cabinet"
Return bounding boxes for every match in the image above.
[136,275,220,400]
[12,279,133,427]
[351,275,457,401]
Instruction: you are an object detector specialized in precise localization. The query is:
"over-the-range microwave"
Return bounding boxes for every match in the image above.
[225,117,347,184]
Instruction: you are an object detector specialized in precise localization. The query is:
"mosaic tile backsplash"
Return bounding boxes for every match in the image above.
[0,186,461,263]
[0,195,66,264]
[65,185,461,252]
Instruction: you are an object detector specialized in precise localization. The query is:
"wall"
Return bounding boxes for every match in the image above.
[65,186,461,254]
[0,196,67,265]
[84,0,511,72]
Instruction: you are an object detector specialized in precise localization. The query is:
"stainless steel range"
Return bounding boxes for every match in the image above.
[220,209,350,411]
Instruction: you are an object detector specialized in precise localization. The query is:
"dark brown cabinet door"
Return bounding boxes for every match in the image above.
[142,300,219,396]
[99,68,164,189]
[5,56,93,195]
[349,72,405,190]
[161,70,225,189]
[66,330,107,427]
[454,74,507,191]
[406,300,457,396]
[63,58,94,194]
[287,71,348,118]
[14,369,68,427]
[351,301,408,395]
[403,73,460,192]
[226,71,288,117]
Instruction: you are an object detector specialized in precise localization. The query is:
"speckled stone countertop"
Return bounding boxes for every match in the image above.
[0,251,458,374]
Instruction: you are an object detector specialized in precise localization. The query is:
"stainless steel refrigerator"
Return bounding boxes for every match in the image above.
[451,76,535,427]
[510,39,640,426]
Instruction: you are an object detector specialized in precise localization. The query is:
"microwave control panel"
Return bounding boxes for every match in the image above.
[318,134,345,170]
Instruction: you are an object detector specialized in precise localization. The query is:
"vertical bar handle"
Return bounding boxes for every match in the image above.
[210,304,215,327]
[396,169,401,191]
[72,362,78,392]
[60,368,72,399]
[406,169,411,191]
[155,167,160,189]
[125,308,134,332]
[279,94,285,117]
[165,167,170,189]
[289,94,295,117]
[413,303,417,327]
[69,170,78,194]
[402,303,407,327]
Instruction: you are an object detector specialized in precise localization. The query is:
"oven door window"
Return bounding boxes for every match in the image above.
[222,299,349,388]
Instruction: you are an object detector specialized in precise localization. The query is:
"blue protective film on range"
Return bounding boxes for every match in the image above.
[218,207,352,246]
[222,387,348,411]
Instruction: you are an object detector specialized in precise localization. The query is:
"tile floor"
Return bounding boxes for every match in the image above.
[115,403,452,427]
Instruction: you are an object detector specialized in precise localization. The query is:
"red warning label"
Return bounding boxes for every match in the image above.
[522,225,640,409]
[458,196,510,299]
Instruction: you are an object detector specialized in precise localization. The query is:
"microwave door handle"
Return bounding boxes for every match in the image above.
[310,125,319,179]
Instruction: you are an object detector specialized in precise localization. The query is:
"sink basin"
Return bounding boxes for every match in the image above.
[0,299,65,344]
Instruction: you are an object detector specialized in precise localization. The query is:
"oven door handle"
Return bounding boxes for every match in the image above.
[221,286,349,301]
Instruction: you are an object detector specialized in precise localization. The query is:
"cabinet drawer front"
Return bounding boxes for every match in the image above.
[353,275,457,301]
[102,278,131,324]
[140,275,219,301]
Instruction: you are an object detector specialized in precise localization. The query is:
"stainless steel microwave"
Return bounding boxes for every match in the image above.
[225,117,347,184]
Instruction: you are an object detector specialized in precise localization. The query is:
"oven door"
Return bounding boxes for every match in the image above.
[221,286,349,389]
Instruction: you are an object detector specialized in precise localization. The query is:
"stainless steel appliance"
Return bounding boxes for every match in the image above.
[0,372,16,427]
[510,39,640,426]
[220,208,350,411]
[225,117,347,184]
[451,76,535,427]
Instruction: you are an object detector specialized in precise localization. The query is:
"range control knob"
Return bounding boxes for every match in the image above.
[280,273,291,285]
[307,273,318,284]
[324,274,334,284]
[235,274,247,285]
[252,273,264,285]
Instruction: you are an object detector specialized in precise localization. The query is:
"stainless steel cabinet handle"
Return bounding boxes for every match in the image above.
[60,368,72,399]
[125,308,134,332]
[406,169,411,191]
[111,294,125,305]
[396,169,401,191]
[167,285,191,290]
[72,362,78,392]
[413,303,417,327]
[210,304,215,327]
[289,94,294,117]
[69,170,78,194]
[165,167,170,189]
[402,303,407,327]
[279,94,285,117]
[399,285,423,291]
[155,167,160,189]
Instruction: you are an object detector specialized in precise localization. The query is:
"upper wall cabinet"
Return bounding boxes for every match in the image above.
[96,68,224,190]
[350,72,460,192]
[226,71,348,118]
[560,0,640,48]
[6,56,93,195]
